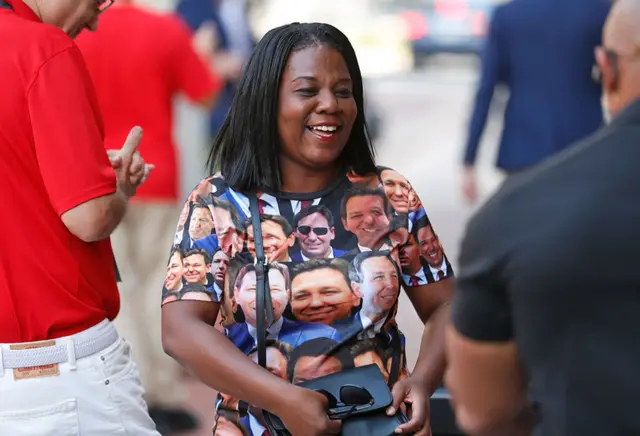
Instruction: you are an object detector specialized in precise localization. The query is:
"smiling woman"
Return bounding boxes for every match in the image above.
[160,22,455,436]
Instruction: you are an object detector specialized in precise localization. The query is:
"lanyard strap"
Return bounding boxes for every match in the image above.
[248,194,275,368]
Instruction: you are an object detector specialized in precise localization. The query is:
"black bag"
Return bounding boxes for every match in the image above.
[248,195,411,436]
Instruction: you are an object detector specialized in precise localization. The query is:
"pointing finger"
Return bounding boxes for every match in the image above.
[120,126,143,160]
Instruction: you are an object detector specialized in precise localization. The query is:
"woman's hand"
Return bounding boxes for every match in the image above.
[387,375,432,435]
[279,388,342,436]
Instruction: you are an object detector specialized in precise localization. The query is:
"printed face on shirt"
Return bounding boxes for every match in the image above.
[342,195,390,250]
[188,206,214,242]
[234,268,289,327]
[165,251,184,291]
[221,229,245,258]
[381,169,410,214]
[295,212,335,259]
[211,250,230,286]
[389,226,410,247]
[353,256,400,317]
[246,220,295,262]
[250,346,288,380]
[214,415,245,436]
[183,253,209,285]
[212,206,236,238]
[398,233,421,275]
[291,355,343,384]
[347,171,381,189]
[177,203,189,229]
[354,349,389,382]
[408,188,422,212]
[417,225,443,268]
[291,267,358,325]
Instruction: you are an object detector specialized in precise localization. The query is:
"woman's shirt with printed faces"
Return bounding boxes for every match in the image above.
[161,166,454,428]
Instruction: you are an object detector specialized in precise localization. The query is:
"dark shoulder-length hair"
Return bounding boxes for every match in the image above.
[207,22,377,193]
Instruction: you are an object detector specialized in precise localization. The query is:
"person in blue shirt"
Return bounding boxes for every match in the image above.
[461,0,611,204]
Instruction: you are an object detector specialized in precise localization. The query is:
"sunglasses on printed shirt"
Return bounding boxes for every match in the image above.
[317,385,376,420]
[297,226,329,236]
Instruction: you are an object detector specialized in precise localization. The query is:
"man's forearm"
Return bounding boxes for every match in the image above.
[411,303,450,394]
[99,187,129,238]
[470,403,537,436]
[61,186,129,243]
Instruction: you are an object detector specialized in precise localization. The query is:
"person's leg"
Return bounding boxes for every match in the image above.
[111,204,154,399]
[0,323,160,436]
[121,202,198,433]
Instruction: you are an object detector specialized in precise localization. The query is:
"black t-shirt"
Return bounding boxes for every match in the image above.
[453,100,640,436]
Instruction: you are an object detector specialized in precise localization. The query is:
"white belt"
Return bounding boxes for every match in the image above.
[0,320,119,369]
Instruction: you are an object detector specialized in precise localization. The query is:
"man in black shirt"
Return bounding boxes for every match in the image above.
[444,1,640,435]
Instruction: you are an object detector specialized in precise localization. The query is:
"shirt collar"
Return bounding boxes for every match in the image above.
[5,0,42,23]
[246,316,284,341]
[612,99,640,128]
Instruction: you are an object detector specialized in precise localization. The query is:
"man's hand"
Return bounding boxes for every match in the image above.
[461,165,478,204]
[213,52,244,81]
[192,21,219,62]
[387,375,432,436]
[107,126,154,197]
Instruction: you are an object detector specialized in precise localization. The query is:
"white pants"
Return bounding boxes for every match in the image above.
[0,321,160,436]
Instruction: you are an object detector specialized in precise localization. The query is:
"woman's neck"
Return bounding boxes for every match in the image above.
[279,159,342,194]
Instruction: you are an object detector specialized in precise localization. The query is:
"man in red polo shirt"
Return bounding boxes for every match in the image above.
[0,0,160,434]
[75,1,222,433]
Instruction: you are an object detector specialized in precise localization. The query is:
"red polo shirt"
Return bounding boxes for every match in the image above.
[76,6,221,202]
[0,0,120,343]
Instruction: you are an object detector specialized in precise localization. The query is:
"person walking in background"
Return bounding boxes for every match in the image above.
[76,1,222,433]
[446,1,640,434]
[0,0,159,434]
[176,0,254,140]
[461,0,611,204]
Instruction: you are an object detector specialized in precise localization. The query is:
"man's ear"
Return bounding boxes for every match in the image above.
[352,282,362,299]
[341,218,349,232]
[595,46,618,94]
[232,289,239,313]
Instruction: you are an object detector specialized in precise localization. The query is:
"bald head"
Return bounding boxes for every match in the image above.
[604,0,640,52]
[597,0,640,120]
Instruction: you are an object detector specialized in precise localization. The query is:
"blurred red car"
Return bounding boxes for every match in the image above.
[378,0,496,65]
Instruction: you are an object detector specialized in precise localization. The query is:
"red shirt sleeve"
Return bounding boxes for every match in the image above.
[170,17,223,103]
[27,46,117,216]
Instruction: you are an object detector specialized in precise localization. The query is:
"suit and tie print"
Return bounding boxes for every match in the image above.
[160,167,454,435]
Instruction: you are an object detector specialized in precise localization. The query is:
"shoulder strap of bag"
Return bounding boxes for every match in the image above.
[387,326,402,387]
[249,194,275,368]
